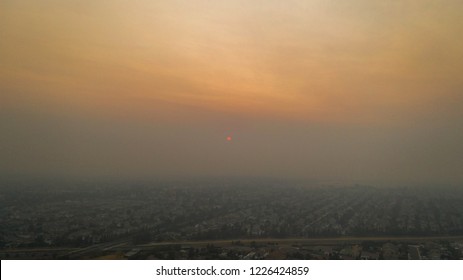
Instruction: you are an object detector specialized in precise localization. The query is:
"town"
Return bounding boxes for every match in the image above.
[1,179,463,259]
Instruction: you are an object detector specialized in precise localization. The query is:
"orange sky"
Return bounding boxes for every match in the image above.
[1,1,463,184]
[2,0,462,123]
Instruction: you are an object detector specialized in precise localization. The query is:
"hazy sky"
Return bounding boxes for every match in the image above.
[1,1,463,185]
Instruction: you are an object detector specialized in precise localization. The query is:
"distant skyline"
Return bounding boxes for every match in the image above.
[1,1,463,185]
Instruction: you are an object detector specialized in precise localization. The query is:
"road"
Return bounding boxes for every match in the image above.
[2,235,463,256]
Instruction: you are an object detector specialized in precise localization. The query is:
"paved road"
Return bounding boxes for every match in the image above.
[139,235,463,248]
[2,235,463,255]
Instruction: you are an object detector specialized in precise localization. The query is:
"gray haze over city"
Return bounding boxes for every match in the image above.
[2,105,463,186]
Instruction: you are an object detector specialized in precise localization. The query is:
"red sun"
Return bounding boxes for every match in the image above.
[226,136,232,141]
